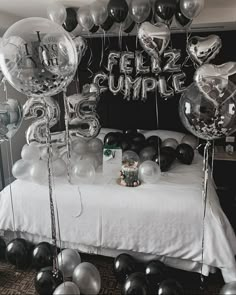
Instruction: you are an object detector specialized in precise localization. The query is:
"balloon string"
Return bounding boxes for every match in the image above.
[200,140,211,286]
[99,35,104,68]
[44,97,58,274]
[154,86,161,166]
[211,140,215,180]
[119,23,122,51]
[74,186,84,218]
[63,89,71,183]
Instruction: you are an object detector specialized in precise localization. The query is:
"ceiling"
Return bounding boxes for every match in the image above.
[0,0,236,34]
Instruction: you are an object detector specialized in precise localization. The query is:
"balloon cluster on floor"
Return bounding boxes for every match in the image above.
[104,129,196,183]
[114,253,184,295]
[0,237,101,295]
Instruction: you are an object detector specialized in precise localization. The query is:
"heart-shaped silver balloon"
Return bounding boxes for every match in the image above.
[187,35,222,65]
[0,98,23,141]
[138,21,170,59]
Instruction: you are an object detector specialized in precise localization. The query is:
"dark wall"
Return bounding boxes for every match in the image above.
[54,30,236,133]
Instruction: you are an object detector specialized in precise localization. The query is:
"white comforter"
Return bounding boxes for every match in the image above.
[0,153,236,282]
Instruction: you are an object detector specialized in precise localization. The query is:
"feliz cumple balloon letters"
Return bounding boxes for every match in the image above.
[93,50,186,101]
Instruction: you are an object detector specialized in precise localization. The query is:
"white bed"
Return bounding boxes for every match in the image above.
[0,145,236,283]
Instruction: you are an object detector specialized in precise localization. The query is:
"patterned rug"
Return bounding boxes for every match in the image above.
[0,254,224,295]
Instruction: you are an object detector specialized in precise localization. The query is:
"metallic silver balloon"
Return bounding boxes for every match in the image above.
[93,72,108,93]
[180,0,205,19]
[73,36,88,64]
[58,249,81,278]
[163,49,181,73]
[72,262,101,295]
[77,6,94,31]
[124,76,142,101]
[187,35,222,66]
[53,282,80,295]
[90,0,108,26]
[138,22,170,59]
[135,51,150,75]
[108,75,124,96]
[120,52,134,74]
[162,138,178,149]
[0,98,23,142]
[138,160,161,184]
[141,77,156,101]
[220,282,236,295]
[23,96,60,145]
[157,76,174,98]
[129,0,151,23]
[179,81,236,140]
[47,2,67,25]
[172,73,186,94]
[107,51,120,72]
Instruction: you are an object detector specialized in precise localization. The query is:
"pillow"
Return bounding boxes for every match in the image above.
[139,129,186,144]
[97,128,123,142]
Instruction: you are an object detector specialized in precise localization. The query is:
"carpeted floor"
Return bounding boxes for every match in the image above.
[0,254,224,295]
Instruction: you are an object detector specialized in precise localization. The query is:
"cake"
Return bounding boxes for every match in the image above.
[119,161,140,187]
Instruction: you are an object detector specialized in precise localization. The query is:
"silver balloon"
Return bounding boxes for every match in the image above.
[179,81,236,140]
[181,134,198,149]
[93,72,108,93]
[124,76,142,101]
[107,51,120,72]
[0,98,23,142]
[138,160,161,184]
[88,138,103,153]
[73,36,87,64]
[163,49,181,73]
[90,0,108,26]
[129,0,151,23]
[157,76,174,98]
[122,150,140,163]
[72,262,101,295]
[138,22,170,59]
[21,143,41,161]
[151,57,161,75]
[162,138,178,149]
[135,51,150,75]
[12,159,32,180]
[180,0,205,19]
[141,77,156,101]
[52,158,67,177]
[187,35,222,66]
[47,2,67,25]
[220,281,236,295]
[23,96,60,145]
[71,160,96,184]
[108,75,124,96]
[120,52,134,74]
[77,6,94,31]
[57,249,81,278]
[172,73,186,94]
[53,282,80,295]
[139,146,156,162]
[30,160,48,184]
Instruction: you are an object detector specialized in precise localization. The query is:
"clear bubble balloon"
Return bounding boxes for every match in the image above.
[122,150,140,164]
[0,17,78,97]
[40,145,59,161]
[0,98,23,142]
[90,0,108,26]
[47,2,67,25]
[139,160,161,184]
[53,281,80,295]
[30,160,48,184]
[180,0,205,19]
[88,138,103,153]
[12,159,32,180]
[57,249,81,278]
[179,81,236,140]
[52,158,67,177]
[72,139,88,155]
[21,144,41,161]
[82,153,100,169]
[77,6,94,31]
[71,160,96,184]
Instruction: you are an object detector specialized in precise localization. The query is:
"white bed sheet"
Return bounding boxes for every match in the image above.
[0,152,236,283]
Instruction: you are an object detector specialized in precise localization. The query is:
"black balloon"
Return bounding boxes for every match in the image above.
[154,0,177,21]
[146,136,162,149]
[130,141,145,154]
[153,147,176,172]
[128,132,146,144]
[63,8,78,32]
[108,0,129,23]
[35,267,63,295]
[124,21,136,34]
[123,272,149,295]
[32,242,53,270]
[0,237,6,260]
[176,144,194,165]
[120,138,132,151]
[90,25,100,33]
[6,238,31,268]
[114,253,137,283]
[101,15,114,31]
[158,279,184,295]
[124,129,138,135]
[104,132,120,146]
[145,260,167,289]
[175,3,192,28]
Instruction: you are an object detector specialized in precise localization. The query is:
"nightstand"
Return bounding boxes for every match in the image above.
[213,146,236,231]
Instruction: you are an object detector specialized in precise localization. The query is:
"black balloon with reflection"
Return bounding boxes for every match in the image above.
[124,129,138,136]
[154,0,177,21]
[158,279,184,295]
[175,3,192,28]
[6,238,31,268]
[0,237,6,260]
[114,253,137,283]
[123,272,149,295]
[145,260,167,289]
[101,15,114,31]
[35,267,63,295]
[32,242,54,270]
[108,0,129,23]
[63,8,78,32]
[176,144,194,165]
[130,141,145,154]
[120,137,132,151]
[146,136,162,150]
[153,147,176,172]
[128,132,146,144]
[104,132,120,146]
[139,146,157,162]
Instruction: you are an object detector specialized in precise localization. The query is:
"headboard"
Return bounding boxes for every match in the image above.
[53,30,236,134]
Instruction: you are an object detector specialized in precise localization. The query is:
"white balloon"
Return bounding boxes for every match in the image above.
[71,160,95,184]
[139,160,161,184]
[12,159,32,180]
[47,1,67,25]
[52,158,67,177]
[57,249,81,278]
[82,153,99,169]
[72,139,88,155]
[88,138,103,153]
[40,145,59,161]
[54,282,80,295]
[30,160,48,184]
[21,144,41,161]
